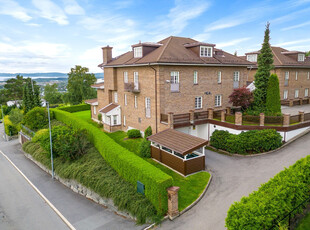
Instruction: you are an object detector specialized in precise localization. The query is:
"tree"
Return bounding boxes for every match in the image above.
[306,51,310,57]
[229,87,253,111]
[266,74,281,115]
[44,83,63,104]
[3,75,27,102]
[23,78,41,113]
[67,65,97,105]
[9,108,23,125]
[253,22,274,112]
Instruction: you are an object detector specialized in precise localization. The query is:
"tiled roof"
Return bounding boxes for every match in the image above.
[99,103,119,113]
[100,36,252,67]
[147,129,208,155]
[84,98,98,105]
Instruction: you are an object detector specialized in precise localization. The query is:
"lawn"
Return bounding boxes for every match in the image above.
[72,110,211,211]
[296,212,310,230]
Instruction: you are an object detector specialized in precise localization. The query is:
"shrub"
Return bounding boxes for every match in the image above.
[52,109,173,215]
[140,139,151,158]
[4,115,18,136]
[229,87,253,111]
[210,129,282,154]
[57,104,90,113]
[144,126,152,138]
[226,155,310,229]
[127,129,142,138]
[9,108,23,125]
[98,113,102,121]
[22,107,52,131]
[32,128,49,144]
[266,74,281,115]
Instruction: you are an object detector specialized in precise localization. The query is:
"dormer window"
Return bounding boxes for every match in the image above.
[134,47,142,58]
[200,46,212,57]
[247,54,257,62]
[298,53,305,62]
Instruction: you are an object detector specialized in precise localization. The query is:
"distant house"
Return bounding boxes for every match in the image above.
[7,100,22,107]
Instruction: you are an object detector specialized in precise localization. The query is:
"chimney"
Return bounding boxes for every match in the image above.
[102,45,113,65]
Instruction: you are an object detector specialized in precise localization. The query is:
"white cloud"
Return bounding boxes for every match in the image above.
[32,0,69,25]
[77,47,103,72]
[0,0,32,22]
[63,0,84,15]
[192,33,211,42]
[26,23,41,27]
[113,0,134,9]
[270,7,310,25]
[216,37,252,48]
[281,21,310,31]
[275,39,310,47]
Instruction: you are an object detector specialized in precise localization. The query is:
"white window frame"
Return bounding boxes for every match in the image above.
[124,94,127,106]
[285,72,289,86]
[114,92,118,103]
[170,71,179,83]
[308,72,310,80]
[94,106,97,115]
[145,97,151,118]
[217,71,222,83]
[295,71,298,80]
[295,89,299,98]
[134,95,137,108]
[123,115,126,126]
[283,90,288,100]
[298,53,305,62]
[133,47,142,58]
[233,71,240,81]
[124,71,128,83]
[113,115,118,125]
[305,88,309,97]
[246,54,257,62]
[215,95,222,107]
[193,71,198,84]
[200,46,212,57]
[195,96,202,109]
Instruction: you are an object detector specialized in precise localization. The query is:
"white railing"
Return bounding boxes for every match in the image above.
[171,83,179,92]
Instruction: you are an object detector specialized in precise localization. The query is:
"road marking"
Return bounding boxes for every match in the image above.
[0,150,76,230]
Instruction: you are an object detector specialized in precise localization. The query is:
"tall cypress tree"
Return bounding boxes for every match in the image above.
[253,22,274,112]
[23,78,41,113]
[266,74,281,115]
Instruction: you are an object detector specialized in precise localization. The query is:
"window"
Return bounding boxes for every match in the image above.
[246,54,257,62]
[134,72,139,90]
[215,95,222,107]
[308,72,310,80]
[295,89,299,98]
[195,96,202,109]
[200,46,212,57]
[233,71,240,88]
[124,72,128,83]
[94,106,96,115]
[145,97,151,118]
[114,92,118,103]
[193,71,198,84]
[295,71,298,80]
[123,116,126,126]
[133,47,142,58]
[298,53,305,62]
[217,71,222,83]
[124,94,127,105]
[170,71,179,83]
[113,115,118,125]
[134,95,137,108]
[305,88,309,97]
[283,90,288,100]
[284,72,289,86]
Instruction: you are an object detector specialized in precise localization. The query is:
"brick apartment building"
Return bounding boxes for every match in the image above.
[86,36,253,134]
[244,47,310,104]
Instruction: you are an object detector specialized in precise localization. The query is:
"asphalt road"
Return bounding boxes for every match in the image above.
[160,130,310,230]
[0,124,146,230]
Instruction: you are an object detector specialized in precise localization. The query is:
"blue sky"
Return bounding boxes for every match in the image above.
[0,0,310,73]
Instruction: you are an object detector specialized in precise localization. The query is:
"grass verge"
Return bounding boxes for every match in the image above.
[72,110,211,212]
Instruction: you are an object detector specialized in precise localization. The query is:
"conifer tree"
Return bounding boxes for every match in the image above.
[23,78,41,113]
[266,74,281,115]
[253,22,274,112]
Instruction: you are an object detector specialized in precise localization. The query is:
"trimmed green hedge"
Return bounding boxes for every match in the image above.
[57,104,90,113]
[52,109,173,214]
[127,129,142,138]
[210,129,282,154]
[4,115,19,136]
[226,155,310,229]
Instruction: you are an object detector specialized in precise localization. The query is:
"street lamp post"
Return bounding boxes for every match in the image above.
[1,105,7,141]
[47,102,54,179]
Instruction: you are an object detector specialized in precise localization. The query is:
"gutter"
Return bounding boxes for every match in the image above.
[148,64,158,133]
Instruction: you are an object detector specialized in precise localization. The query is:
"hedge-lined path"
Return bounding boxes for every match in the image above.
[160,131,310,230]
[0,124,147,230]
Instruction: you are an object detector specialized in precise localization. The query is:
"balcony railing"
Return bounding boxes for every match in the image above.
[171,83,179,92]
[124,82,140,93]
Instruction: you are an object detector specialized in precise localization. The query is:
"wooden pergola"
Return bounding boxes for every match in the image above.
[148,129,207,176]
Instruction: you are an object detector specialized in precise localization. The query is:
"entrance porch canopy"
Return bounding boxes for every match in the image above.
[147,129,208,156]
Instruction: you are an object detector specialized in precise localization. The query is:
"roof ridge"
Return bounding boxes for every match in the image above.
[156,36,173,62]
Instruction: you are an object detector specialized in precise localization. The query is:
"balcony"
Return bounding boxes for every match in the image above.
[124,82,140,93]
[171,83,179,92]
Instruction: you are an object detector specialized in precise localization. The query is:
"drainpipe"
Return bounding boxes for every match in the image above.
[148,63,158,133]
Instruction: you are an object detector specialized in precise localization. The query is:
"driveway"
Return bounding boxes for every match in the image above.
[282,104,310,115]
[160,131,310,230]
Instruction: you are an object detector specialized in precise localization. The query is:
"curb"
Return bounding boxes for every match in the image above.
[208,128,310,158]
